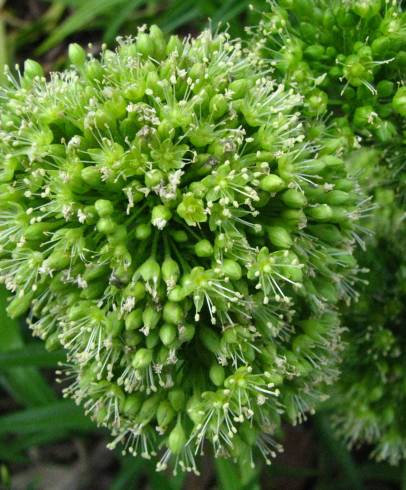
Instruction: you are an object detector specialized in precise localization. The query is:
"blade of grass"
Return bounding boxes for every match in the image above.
[37,0,128,54]
[402,463,406,490]
[315,414,364,490]
[159,7,200,33]
[157,0,200,33]
[103,0,145,44]
[211,0,251,26]
[0,0,7,84]
[146,460,185,490]
[0,344,64,368]
[0,287,56,406]
[0,429,68,463]
[0,399,95,435]
[109,456,144,490]
[215,459,243,490]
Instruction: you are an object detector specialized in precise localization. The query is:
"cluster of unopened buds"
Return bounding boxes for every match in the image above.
[0,23,367,472]
[253,0,406,464]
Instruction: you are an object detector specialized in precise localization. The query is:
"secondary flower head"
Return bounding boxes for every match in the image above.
[0,26,363,472]
[252,0,406,464]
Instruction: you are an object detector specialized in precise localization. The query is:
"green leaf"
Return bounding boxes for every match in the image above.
[315,414,364,490]
[215,459,243,490]
[0,400,95,435]
[0,344,64,368]
[0,430,68,463]
[0,287,56,407]
[37,0,129,54]
[145,460,185,490]
[109,456,144,490]
[103,0,146,44]
[211,0,252,27]
[158,0,200,33]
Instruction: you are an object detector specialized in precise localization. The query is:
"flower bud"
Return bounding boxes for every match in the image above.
[168,420,186,454]
[168,389,186,411]
[23,59,43,80]
[139,257,160,283]
[194,239,213,257]
[267,226,292,249]
[393,87,406,117]
[132,348,153,369]
[95,199,114,217]
[163,301,184,325]
[123,393,142,417]
[260,174,285,193]
[159,323,177,346]
[281,189,307,208]
[69,43,87,66]
[221,259,242,280]
[157,400,176,429]
[209,364,225,386]
[209,94,228,120]
[307,204,333,221]
[151,205,172,230]
[135,223,152,241]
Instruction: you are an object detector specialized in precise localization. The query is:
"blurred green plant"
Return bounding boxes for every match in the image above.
[1,0,265,71]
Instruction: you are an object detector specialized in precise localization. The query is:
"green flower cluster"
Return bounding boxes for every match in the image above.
[0,26,364,471]
[253,0,406,463]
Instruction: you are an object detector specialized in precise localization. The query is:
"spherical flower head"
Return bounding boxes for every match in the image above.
[0,26,362,472]
[252,0,406,464]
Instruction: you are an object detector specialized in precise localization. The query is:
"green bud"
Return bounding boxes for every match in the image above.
[159,323,177,346]
[308,224,342,245]
[157,400,176,429]
[97,217,116,235]
[307,204,333,221]
[69,43,87,66]
[151,205,172,229]
[137,394,160,424]
[105,311,124,337]
[132,348,153,369]
[267,226,292,249]
[162,257,180,288]
[260,174,285,193]
[209,364,225,386]
[209,94,228,119]
[163,301,184,325]
[146,331,160,349]
[23,59,43,80]
[168,285,187,302]
[139,257,160,283]
[95,199,114,217]
[7,292,34,318]
[221,259,242,280]
[172,230,188,242]
[393,87,406,117]
[377,80,394,98]
[169,389,186,411]
[168,420,186,454]
[281,189,307,208]
[45,331,61,351]
[179,323,195,343]
[142,304,161,331]
[135,223,152,240]
[194,239,214,257]
[123,393,142,417]
[145,169,164,188]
